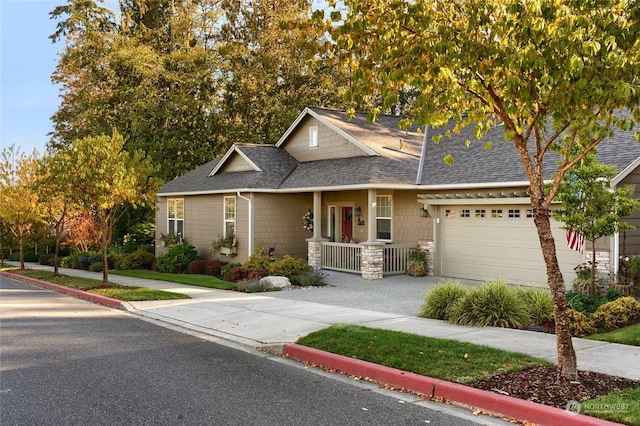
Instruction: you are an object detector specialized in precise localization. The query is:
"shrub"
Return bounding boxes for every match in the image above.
[187,259,209,275]
[448,279,529,328]
[204,260,227,277]
[566,290,626,316]
[223,266,248,283]
[517,287,554,325]
[221,262,242,278]
[235,279,268,293]
[61,251,100,269]
[590,296,640,330]
[295,270,327,287]
[247,268,269,281]
[117,249,156,270]
[243,250,276,273]
[418,280,468,320]
[268,255,312,284]
[89,262,103,272]
[7,252,39,262]
[38,253,55,266]
[567,309,596,337]
[156,243,200,273]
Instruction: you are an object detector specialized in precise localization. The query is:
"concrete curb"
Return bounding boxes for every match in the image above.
[283,343,620,426]
[1,271,126,310]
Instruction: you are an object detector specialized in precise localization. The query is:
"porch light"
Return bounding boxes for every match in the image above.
[419,208,429,218]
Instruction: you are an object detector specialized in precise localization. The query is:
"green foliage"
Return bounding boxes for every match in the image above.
[448,279,530,328]
[243,250,276,272]
[295,270,328,287]
[116,249,156,270]
[61,251,100,269]
[590,297,640,330]
[38,253,56,266]
[418,280,468,320]
[566,289,625,316]
[222,266,248,283]
[567,309,596,337]
[121,221,155,253]
[220,262,242,278]
[517,287,554,325]
[8,252,39,262]
[89,262,103,273]
[156,243,200,273]
[234,279,268,293]
[267,255,312,284]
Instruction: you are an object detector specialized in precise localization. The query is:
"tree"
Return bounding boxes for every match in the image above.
[56,130,160,285]
[554,157,639,295]
[328,0,640,379]
[218,0,349,145]
[0,146,45,269]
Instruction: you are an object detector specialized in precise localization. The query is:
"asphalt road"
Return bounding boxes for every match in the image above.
[0,276,509,426]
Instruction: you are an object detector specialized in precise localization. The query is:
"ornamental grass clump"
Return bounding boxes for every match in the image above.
[517,287,554,325]
[418,279,468,320]
[449,279,529,328]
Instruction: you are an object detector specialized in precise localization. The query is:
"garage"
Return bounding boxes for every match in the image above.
[433,202,584,285]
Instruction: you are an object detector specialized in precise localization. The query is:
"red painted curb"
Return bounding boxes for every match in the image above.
[1,271,124,309]
[283,343,620,426]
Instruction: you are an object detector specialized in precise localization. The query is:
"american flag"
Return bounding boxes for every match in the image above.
[566,228,584,253]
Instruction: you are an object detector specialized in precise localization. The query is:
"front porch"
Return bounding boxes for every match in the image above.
[308,240,434,279]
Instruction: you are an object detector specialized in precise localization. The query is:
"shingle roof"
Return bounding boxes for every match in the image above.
[159,108,640,195]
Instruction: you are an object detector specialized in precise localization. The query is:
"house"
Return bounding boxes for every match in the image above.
[156,107,640,285]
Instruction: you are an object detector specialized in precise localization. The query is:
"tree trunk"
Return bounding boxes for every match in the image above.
[102,238,109,286]
[534,208,579,380]
[18,232,24,270]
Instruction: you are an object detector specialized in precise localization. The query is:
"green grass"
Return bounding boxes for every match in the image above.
[6,269,190,301]
[110,269,236,290]
[296,324,547,384]
[581,386,640,426]
[586,323,640,347]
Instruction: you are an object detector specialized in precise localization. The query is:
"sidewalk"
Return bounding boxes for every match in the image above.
[3,262,638,425]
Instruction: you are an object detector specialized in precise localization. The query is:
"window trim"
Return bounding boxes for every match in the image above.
[224,196,236,238]
[309,125,319,148]
[167,198,184,236]
[376,195,392,242]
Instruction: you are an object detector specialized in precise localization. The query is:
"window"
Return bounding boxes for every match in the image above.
[224,196,236,238]
[445,209,456,218]
[508,209,520,218]
[491,209,503,218]
[309,126,318,148]
[461,209,470,218]
[526,209,534,218]
[376,195,392,241]
[475,209,486,218]
[168,199,184,236]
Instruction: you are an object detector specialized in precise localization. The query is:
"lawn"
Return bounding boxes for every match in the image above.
[5,269,190,301]
[296,323,547,384]
[581,386,640,426]
[586,323,640,347]
[110,269,236,290]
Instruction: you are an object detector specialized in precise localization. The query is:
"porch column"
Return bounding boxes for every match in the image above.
[367,188,377,240]
[307,191,325,270]
[313,191,322,239]
[360,241,384,280]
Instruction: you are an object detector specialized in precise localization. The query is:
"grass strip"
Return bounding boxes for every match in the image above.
[586,323,640,347]
[7,269,190,301]
[296,324,547,384]
[581,386,640,426]
[110,269,236,290]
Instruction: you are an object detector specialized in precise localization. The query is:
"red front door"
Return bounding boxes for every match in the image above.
[341,207,353,242]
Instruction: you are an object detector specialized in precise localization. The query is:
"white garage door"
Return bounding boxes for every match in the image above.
[439,205,584,285]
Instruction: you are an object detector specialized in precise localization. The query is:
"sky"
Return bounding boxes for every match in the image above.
[1,0,65,155]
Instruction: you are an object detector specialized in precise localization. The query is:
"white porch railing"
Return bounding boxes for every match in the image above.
[321,242,361,273]
[383,244,413,275]
[319,242,413,275]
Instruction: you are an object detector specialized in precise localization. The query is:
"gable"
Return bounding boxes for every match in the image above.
[219,152,258,172]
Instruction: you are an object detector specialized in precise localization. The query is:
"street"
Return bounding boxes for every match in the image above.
[0,276,508,425]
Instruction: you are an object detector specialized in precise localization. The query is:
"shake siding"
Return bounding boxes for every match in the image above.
[393,190,433,245]
[621,170,640,254]
[283,116,369,162]
[253,193,313,259]
[185,195,222,259]
[221,154,254,172]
